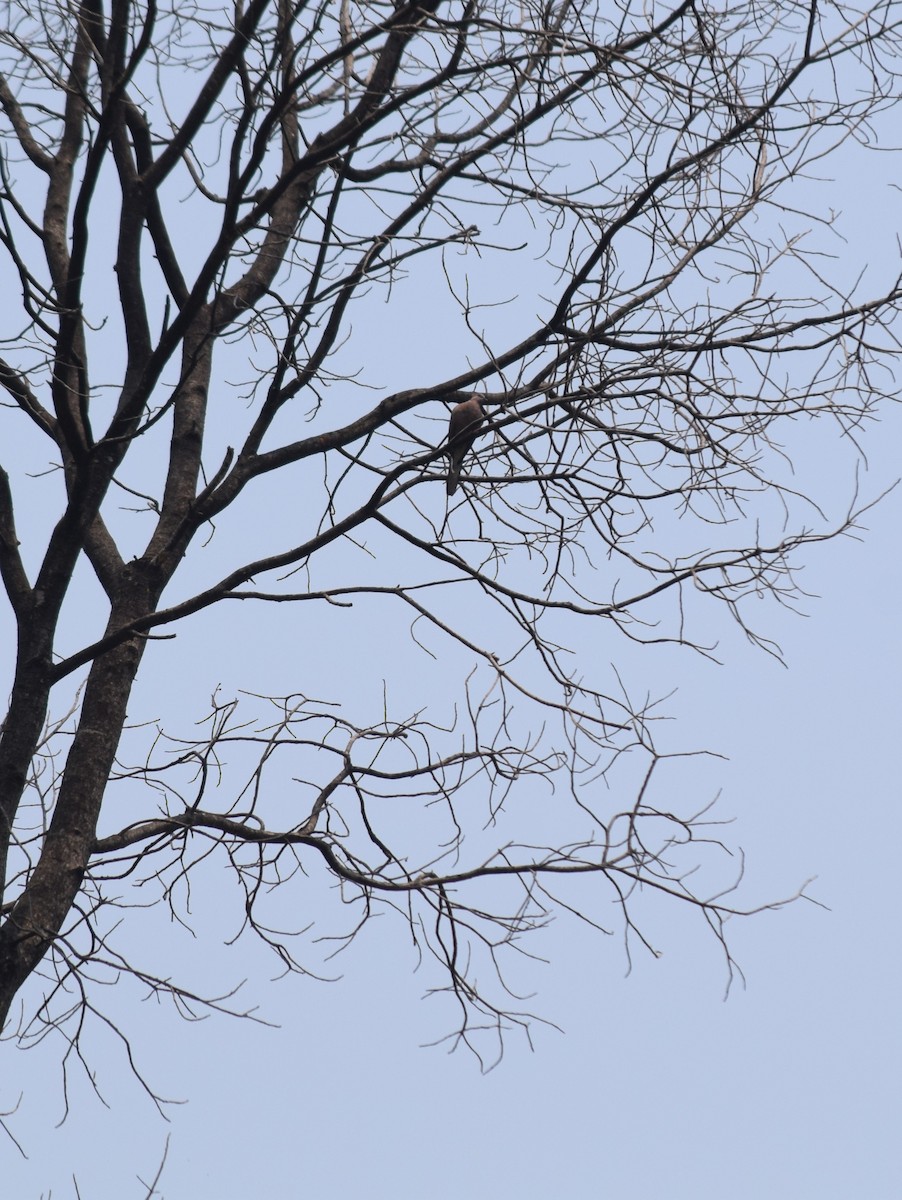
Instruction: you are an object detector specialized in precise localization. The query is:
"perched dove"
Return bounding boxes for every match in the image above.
[445,394,484,496]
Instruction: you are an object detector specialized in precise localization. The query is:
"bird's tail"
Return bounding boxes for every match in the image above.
[446,451,463,495]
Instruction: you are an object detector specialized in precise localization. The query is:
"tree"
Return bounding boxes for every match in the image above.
[0,0,899,1106]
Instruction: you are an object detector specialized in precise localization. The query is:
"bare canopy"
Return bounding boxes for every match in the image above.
[0,0,900,1096]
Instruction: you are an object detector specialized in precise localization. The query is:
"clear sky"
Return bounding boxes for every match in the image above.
[2,8,902,1198]
[4,389,900,1200]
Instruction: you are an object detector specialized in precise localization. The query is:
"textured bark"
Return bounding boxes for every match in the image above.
[0,567,161,1024]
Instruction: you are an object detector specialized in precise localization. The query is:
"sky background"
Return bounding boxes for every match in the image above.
[4,391,899,1200]
[2,9,902,1198]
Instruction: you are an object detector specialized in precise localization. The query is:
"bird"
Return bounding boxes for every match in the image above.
[445,394,484,496]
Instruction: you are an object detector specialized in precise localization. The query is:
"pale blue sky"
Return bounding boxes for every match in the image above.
[2,8,902,1196]
[4,400,900,1200]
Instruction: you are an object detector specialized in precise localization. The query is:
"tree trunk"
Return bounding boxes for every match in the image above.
[0,565,160,1025]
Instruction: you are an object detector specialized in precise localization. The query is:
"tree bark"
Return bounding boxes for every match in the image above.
[0,564,161,1025]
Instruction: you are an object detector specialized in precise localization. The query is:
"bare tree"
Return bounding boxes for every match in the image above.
[1,0,900,1095]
